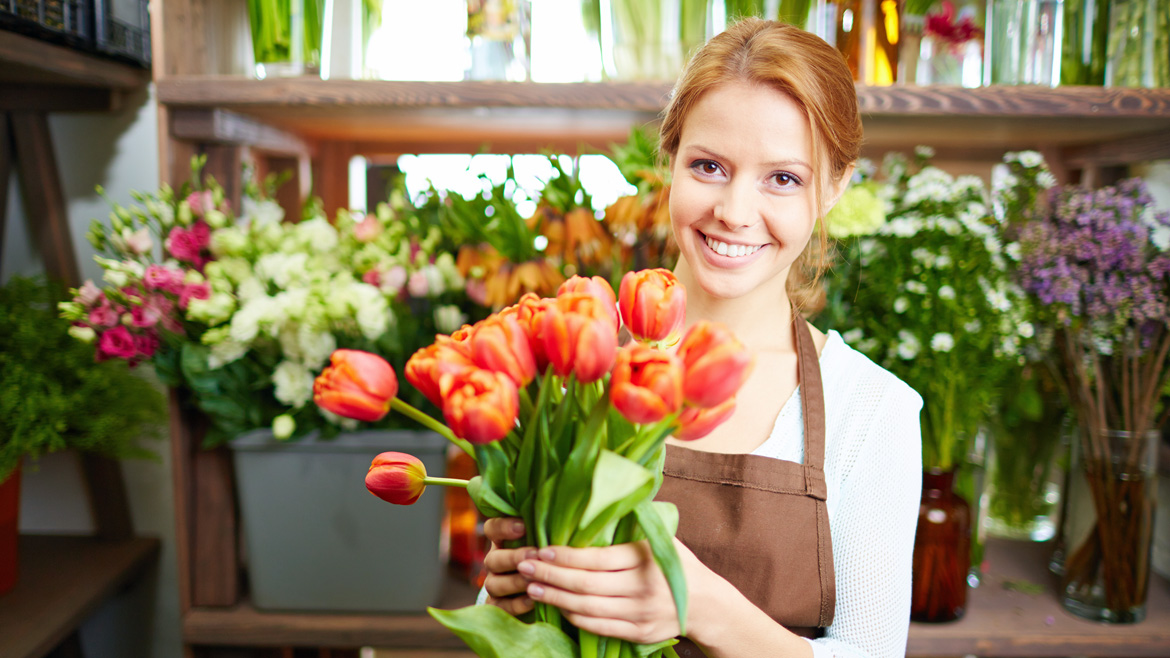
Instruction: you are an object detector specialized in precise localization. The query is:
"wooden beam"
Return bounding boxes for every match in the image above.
[170,109,312,157]
[313,141,352,220]
[0,30,149,89]
[0,85,119,112]
[1060,130,1170,168]
[79,456,134,541]
[152,0,210,78]
[9,111,80,287]
[0,113,10,272]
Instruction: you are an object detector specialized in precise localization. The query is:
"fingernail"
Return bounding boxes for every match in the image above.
[524,549,538,560]
[511,520,525,534]
[528,583,545,598]
[521,596,534,608]
[538,548,555,560]
[518,561,535,575]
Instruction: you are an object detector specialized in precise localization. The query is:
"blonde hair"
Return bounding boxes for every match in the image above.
[659,17,862,314]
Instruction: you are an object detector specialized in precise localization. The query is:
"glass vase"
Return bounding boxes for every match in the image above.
[1104,0,1170,88]
[982,424,1067,541]
[601,0,708,81]
[246,0,326,79]
[465,0,532,81]
[1059,0,1108,84]
[1060,428,1159,624]
[985,0,1063,85]
[911,468,971,623]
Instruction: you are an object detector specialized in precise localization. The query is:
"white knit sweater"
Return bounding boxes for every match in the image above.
[753,330,923,658]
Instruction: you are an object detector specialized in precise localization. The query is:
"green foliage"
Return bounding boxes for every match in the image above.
[0,276,164,480]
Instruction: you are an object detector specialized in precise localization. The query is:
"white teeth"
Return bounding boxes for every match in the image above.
[705,235,762,258]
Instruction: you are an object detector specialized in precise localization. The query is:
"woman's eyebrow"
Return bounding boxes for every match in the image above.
[684,145,810,171]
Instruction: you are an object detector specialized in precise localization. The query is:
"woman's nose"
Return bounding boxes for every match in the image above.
[713,179,758,229]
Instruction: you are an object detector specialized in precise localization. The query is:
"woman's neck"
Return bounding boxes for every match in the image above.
[674,261,796,353]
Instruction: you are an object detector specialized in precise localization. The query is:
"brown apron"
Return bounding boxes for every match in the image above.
[656,313,835,656]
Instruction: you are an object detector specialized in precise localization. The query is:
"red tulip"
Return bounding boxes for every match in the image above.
[558,275,618,329]
[471,314,537,387]
[314,349,398,422]
[610,344,683,424]
[619,269,686,344]
[675,398,736,441]
[365,451,428,505]
[676,321,753,408]
[441,368,519,444]
[405,336,476,408]
[501,292,552,371]
[540,292,619,383]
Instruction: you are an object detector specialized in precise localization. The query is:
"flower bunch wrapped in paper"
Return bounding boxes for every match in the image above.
[314,269,751,657]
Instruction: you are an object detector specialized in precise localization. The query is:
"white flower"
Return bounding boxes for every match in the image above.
[208,340,248,368]
[297,327,337,371]
[243,197,285,226]
[1006,243,1022,261]
[319,407,359,431]
[894,297,910,313]
[1152,224,1170,251]
[204,209,228,229]
[905,281,929,295]
[122,228,153,255]
[187,292,236,325]
[272,414,296,440]
[1017,151,1044,168]
[434,304,468,335]
[911,248,935,266]
[930,332,955,352]
[229,299,272,344]
[1000,337,1019,356]
[964,319,983,334]
[857,338,879,354]
[985,287,1011,312]
[273,360,315,408]
[938,285,956,300]
[211,227,249,257]
[842,328,864,344]
[422,265,446,297]
[68,325,96,342]
[295,217,340,254]
[915,145,935,159]
[103,269,128,288]
[236,277,267,304]
[1018,321,1035,338]
[935,254,952,268]
[896,330,920,360]
[1036,171,1057,189]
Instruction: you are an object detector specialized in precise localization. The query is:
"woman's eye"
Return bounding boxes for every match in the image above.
[773,172,801,187]
[691,160,721,175]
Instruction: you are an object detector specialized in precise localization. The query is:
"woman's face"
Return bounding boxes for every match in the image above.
[669,80,822,302]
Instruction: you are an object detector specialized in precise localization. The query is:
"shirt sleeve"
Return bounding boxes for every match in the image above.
[810,380,923,658]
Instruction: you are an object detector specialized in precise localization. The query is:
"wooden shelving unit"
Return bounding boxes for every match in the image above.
[151,2,1170,656]
[0,536,161,658]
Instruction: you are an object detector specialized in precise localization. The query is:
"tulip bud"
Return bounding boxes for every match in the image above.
[558,275,618,329]
[440,368,519,444]
[540,292,618,384]
[619,269,686,345]
[675,398,737,441]
[470,314,537,387]
[610,344,683,424]
[365,451,427,505]
[676,321,753,409]
[313,349,399,422]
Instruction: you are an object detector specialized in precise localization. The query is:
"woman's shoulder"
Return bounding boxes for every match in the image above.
[822,330,923,416]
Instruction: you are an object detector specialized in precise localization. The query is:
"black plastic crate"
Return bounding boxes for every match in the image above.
[0,0,150,68]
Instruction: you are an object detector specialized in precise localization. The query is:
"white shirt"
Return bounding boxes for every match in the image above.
[752,330,923,658]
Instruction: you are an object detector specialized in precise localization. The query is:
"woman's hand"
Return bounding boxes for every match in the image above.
[517,538,714,645]
[482,517,536,616]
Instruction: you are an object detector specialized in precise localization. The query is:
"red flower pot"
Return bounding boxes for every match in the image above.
[0,464,21,596]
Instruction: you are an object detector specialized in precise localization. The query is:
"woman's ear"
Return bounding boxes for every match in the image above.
[823,164,856,214]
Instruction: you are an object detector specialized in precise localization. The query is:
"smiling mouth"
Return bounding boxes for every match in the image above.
[703,234,764,258]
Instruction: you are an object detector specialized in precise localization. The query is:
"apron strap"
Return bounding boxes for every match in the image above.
[792,309,827,499]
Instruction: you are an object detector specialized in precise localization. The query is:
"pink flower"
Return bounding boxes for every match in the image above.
[925,1,983,50]
[123,228,153,255]
[98,325,138,360]
[407,271,429,298]
[166,221,211,267]
[362,269,381,287]
[466,278,489,307]
[186,190,215,217]
[383,265,408,292]
[133,331,160,358]
[88,299,120,328]
[77,280,103,306]
[353,214,382,242]
[144,264,185,294]
[179,282,211,310]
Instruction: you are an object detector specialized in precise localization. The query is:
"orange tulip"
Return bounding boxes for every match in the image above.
[558,275,618,329]
[675,398,736,441]
[471,314,537,387]
[405,338,476,408]
[313,349,398,422]
[676,321,754,409]
[610,344,683,424]
[500,292,552,371]
[365,451,428,505]
[539,292,619,383]
[441,368,519,444]
[619,268,686,344]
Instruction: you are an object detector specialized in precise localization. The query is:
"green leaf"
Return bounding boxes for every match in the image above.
[575,450,654,545]
[467,476,519,517]
[634,638,680,657]
[428,604,577,658]
[475,442,513,504]
[634,500,688,635]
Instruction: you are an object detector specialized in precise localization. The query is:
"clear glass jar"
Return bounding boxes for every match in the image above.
[1060,428,1160,624]
[982,418,1069,542]
[984,0,1063,85]
[246,0,326,79]
[1104,0,1170,88]
[465,0,532,81]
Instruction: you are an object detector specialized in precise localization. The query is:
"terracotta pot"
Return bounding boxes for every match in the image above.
[0,463,21,596]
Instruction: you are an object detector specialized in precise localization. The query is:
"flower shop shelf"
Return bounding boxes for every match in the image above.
[0,535,160,658]
[155,78,1170,162]
[907,538,1170,657]
[0,28,150,111]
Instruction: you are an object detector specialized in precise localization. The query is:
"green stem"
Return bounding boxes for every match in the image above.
[389,397,474,457]
[422,476,469,488]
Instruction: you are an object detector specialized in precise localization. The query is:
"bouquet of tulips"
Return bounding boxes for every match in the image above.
[313,269,751,658]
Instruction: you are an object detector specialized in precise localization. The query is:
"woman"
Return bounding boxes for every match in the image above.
[482,18,923,658]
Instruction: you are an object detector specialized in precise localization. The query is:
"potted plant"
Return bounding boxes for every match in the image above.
[1,275,164,596]
[58,159,471,612]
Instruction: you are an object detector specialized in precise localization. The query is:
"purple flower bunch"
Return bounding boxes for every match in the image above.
[1018,178,1170,342]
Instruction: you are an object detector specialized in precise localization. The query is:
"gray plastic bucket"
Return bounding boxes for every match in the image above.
[230,429,449,612]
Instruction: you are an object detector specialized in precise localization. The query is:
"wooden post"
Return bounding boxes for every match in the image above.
[0,113,10,270]
[9,111,80,288]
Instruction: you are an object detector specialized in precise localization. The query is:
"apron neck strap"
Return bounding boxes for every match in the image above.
[792,308,827,474]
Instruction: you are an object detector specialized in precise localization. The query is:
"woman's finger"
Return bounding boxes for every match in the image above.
[532,543,647,571]
[483,517,526,544]
[518,558,643,597]
[483,546,536,576]
[484,571,532,599]
[486,593,535,616]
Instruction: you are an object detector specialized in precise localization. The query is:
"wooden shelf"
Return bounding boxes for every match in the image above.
[0,28,150,112]
[908,539,1170,657]
[180,539,1170,655]
[0,535,161,658]
[155,78,1170,159]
